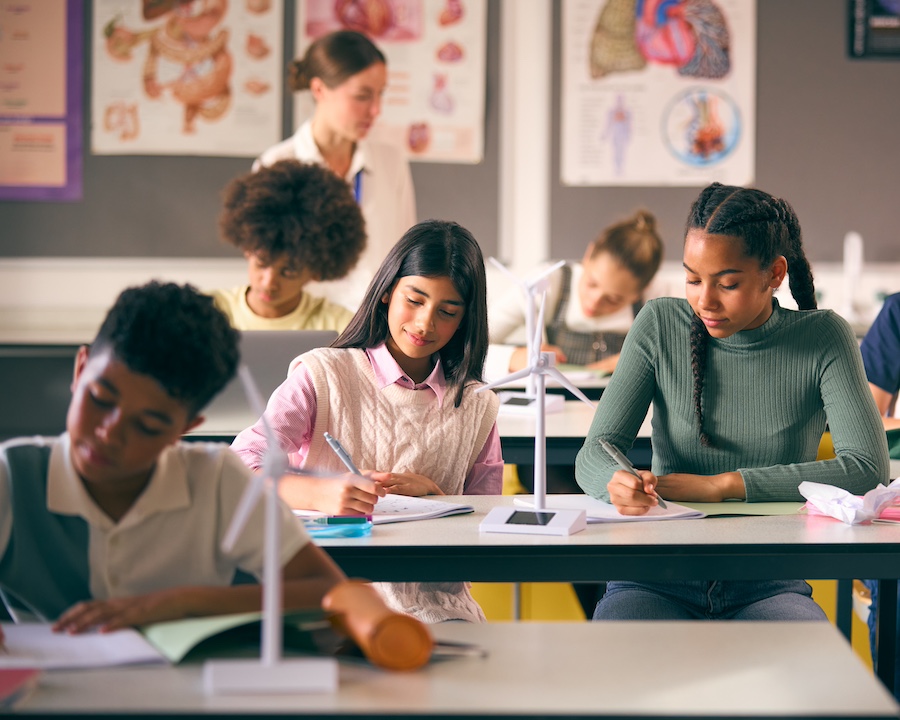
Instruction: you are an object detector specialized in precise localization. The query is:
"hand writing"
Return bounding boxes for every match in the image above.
[607,468,662,515]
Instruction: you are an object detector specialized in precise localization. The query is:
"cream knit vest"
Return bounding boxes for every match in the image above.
[300,348,500,623]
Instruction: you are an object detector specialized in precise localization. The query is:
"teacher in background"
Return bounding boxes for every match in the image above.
[254,30,416,309]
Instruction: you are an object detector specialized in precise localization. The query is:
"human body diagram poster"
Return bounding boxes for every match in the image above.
[561,0,756,186]
[92,0,283,156]
[294,0,486,163]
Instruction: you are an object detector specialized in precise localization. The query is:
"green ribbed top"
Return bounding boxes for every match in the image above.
[575,297,890,502]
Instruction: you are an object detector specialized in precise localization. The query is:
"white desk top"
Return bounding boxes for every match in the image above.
[18,622,898,718]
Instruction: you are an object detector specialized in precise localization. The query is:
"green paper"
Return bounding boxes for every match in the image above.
[678,501,804,517]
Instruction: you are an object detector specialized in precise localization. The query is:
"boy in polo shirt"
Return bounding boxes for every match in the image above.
[0,281,345,633]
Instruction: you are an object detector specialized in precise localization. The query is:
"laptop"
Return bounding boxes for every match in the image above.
[203,329,338,423]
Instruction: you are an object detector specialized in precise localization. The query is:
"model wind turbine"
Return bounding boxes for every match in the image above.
[478,294,593,536]
[203,365,338,695]
[489,257,568,414]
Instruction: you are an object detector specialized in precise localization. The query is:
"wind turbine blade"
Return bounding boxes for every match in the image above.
[525,259,566,289]
[238,365,288,476]
[222,473,266,551]
[489,257,528,290]
[544,367,596,408]
[476,367,534,393]
[531,292,548,364]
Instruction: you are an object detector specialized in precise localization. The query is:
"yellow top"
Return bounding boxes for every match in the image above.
[208,286,354,332]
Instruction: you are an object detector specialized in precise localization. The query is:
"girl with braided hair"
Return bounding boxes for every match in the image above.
[575,182,889,621]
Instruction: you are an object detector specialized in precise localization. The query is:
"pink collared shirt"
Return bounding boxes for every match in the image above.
[230,344,503,494]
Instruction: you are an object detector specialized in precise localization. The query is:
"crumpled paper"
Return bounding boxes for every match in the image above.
[799,477,900,525]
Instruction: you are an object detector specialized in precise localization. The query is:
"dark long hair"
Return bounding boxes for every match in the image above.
[334,220,489,408]
[686,182,816,446]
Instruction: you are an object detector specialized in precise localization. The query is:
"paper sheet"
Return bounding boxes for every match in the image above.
[0,623,166,670]
[513,494,705,522]
[799,477,900,525]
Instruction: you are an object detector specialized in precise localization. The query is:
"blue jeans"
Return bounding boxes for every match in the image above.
[864,579,900,700]
[592,580,827,621]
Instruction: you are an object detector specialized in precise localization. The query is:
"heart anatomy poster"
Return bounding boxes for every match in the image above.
[561,0,756,186]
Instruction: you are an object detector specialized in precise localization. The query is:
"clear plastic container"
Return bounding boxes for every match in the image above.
[303,516,373,538]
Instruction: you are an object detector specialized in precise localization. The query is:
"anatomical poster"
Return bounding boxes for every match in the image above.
[0,0,83,201]
[294,0,486,163]
[92,0,283,157]
[561,0,756,186]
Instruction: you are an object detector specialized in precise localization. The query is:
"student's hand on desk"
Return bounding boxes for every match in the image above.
[53,589,188,634]
[655,471,746,502]
[369,471,445,497]
[509,344,567,371]
[585,353,620,374]
[280,472,385,516]
[607,468,664,515]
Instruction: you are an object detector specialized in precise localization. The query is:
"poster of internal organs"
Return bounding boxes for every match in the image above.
[294,0,486,163]
[92,0,283,156]
[0,0,83,201]
[560,0,756,186]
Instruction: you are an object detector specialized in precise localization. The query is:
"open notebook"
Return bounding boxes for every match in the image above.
[294,495,474,525]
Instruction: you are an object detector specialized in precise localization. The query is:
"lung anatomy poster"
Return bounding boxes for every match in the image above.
[561,0,756,187]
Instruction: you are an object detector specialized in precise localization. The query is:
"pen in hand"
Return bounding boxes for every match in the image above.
[598,438,667,509]
[324,432,362,475]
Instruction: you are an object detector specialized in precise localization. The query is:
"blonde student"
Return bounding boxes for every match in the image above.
[486,210,663,379]
[0,282,345,632]
[209,160,366,331]
[576,182,889,621]
[231,220,502,623]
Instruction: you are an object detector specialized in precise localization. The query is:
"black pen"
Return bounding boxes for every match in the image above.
[598,438,667,509]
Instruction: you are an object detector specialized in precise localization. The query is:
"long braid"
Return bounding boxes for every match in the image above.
[690,313,712,446]
[773,198,817,310]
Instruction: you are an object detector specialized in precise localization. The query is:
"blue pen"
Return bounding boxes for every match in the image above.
[324,432,361,475]
[598,438,667,509]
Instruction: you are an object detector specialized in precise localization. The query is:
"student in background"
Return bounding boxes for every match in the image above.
[861,293,900,431]
[231,220,502,623]
[0,282,345,631]
[576,182,889,621]
[254,30,416,309]
[209,160,365,331]
[859,292,900,698]
[488,209,663,500]
[486,209,664,380]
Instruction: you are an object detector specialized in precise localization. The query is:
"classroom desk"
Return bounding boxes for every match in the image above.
[15,621,898,719]
[310,495,900,693]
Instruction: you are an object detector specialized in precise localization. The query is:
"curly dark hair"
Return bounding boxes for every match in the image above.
[219,160,366,282]
[685,182,816,446]
[90,281,240,416]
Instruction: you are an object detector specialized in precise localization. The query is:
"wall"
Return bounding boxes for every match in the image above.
[0,0,898,340]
